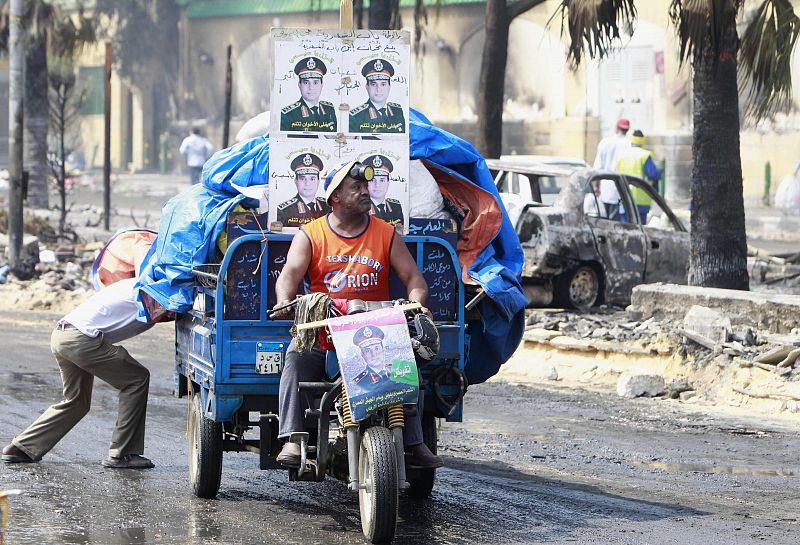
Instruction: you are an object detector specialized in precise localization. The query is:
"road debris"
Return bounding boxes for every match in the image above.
[617,373,666,398]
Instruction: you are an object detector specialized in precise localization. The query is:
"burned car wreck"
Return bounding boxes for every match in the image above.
[490,161,690,309]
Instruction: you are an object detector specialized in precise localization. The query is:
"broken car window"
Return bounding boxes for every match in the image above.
[583,179,607,218]
[644,197,678,232]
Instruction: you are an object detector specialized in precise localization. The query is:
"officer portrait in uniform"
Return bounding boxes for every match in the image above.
[280,56,337,133]
[277,153,331,228]
[363,154,404,226]
[351,325,393,394]
[349,59,406,134]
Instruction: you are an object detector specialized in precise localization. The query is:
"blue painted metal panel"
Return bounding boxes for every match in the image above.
[175,230,466,423]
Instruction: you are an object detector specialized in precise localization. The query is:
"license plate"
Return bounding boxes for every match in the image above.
[255,342,284,374]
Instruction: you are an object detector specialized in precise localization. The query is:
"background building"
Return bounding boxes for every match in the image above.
[3,0,800,204]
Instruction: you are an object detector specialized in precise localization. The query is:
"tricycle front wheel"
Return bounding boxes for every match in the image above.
[358,426,399,544]
[188,392,223,499]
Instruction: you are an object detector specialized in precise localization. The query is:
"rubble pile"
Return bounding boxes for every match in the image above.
[525,306,676,355]
[523,302,800,406]
[0,233,100,313]
[748,245,800,294]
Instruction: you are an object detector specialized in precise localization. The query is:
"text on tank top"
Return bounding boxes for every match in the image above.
[303,215,394,301]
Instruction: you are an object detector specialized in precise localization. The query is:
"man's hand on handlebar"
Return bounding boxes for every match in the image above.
[393,299,432,319]
[271,299,295,320]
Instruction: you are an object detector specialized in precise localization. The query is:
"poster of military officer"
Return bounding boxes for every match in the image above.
[328,307,418,422]
[278,56,338,133]
[348,139,409,231]
[348,58,408,134]
[271,150,331,229]
[271,30,340,134]
[362,154,405,227]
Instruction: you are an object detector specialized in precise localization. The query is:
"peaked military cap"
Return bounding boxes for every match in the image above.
[290,153,324,176]
[353,325,385,347]
[362,58,394,81]
[294,56,327,79]
[362,154,394,175]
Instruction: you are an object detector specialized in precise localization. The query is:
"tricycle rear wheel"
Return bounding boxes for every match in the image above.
[188,392,223,499]
[406,414,438,498]
[358,426,399,544]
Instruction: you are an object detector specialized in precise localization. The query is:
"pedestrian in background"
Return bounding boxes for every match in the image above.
[179,127,214,185]
[594,118,631,220]
[1,278,167,469]
[616,130,661,224]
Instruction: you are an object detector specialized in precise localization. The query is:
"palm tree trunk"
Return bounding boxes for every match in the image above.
[368,0,395,29]
[475,0,509,158]
[475,0,545,158]
[24,29,49,209]
[689,35,749,290]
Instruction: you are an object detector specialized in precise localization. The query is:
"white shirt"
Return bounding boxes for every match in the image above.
[593,133,630,171]
[599,179,621,205]
[583,193,607,218]
[179,134,214,168]
[62,278,155,344]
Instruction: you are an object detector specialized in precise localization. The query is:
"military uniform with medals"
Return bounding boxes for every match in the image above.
[277,195,331,228]
[363,154,405,226]
[280,57,337,133]
[349,59,406,134]
[351,325,393,392]
[277,153,331,228]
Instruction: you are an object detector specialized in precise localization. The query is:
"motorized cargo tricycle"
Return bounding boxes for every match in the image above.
[174,213,468,543]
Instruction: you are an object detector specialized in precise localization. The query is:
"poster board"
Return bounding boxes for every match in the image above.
[269,28,411,232]
[327,307,418,422]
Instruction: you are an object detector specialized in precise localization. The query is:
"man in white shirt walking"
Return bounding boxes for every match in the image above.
[179,127,214,185]
[593,118,631,220]
[2,278,165,469]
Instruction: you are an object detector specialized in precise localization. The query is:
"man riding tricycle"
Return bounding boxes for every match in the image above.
[136,110,526,544]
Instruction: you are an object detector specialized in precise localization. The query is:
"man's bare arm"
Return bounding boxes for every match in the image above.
[389,234,428,306]
[273,232,312,317]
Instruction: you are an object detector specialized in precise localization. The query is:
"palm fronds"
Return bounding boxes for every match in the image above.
[668,0,743,66]
[739,0,800,118]
[552,0,637,66]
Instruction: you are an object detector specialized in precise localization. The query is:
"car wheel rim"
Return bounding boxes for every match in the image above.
[570,268,597,307]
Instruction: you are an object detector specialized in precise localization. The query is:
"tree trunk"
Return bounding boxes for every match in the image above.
[475,0,509,158]
[368,0,393,29]
[7,0,25,276]
[59,93,67,237]
[24,29,49,209]
[689,35,749,290]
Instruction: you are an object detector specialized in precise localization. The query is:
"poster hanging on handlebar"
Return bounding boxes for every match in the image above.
[269,28,410,233]
[327,307,419,422]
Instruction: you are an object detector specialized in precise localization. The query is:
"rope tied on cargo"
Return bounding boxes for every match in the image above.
[250,209,268,275]
[291,293,333,351]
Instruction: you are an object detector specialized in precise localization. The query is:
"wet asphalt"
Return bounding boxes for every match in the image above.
[1,311,799,544]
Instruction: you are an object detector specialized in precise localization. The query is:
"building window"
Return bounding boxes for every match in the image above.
[79,66,104,115]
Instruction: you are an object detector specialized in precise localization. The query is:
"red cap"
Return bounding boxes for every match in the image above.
[616,118,630,130]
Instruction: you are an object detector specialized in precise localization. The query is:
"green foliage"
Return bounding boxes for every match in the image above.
[558,0,800,121]
[739,0,800,119]
[553,0,637,67]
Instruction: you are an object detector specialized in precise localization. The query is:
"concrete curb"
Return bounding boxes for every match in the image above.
[630,283,800,333]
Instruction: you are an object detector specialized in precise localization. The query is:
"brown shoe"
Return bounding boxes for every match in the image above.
[276,441,301,467]
[2,443,35,463]
[102,454,155,469]
[405,443,443,469]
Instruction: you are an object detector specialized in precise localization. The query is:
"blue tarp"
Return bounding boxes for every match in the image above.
[136,109,526,383]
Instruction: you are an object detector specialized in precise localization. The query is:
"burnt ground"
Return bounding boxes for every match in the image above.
[1,311,799,545]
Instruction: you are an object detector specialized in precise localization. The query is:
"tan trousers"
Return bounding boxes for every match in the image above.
[12,327,150,461]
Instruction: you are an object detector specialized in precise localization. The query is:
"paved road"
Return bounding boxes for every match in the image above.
[1,311,799,544]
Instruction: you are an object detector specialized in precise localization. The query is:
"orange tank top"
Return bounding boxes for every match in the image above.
[303,215,394,301]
